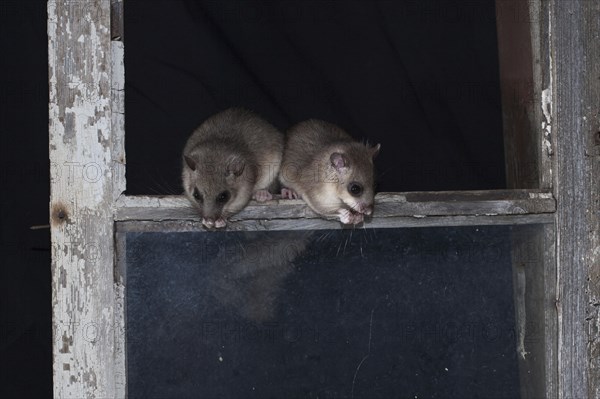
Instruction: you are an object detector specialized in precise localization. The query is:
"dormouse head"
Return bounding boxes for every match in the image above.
[328,143,380,216]
[182,150,256,228]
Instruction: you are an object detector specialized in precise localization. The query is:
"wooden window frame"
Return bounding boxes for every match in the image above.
[48,0,599,397]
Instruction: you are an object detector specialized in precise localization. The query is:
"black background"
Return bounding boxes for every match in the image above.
[0,1,506,397]
[125,0,505,195]
[1,1,53,398]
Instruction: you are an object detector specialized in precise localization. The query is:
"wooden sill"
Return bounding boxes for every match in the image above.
[115,189,555,230]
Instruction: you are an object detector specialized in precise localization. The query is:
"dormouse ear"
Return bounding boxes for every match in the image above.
[370,143,381,159]
[330,152,349,172]
[184,155,197,171]
[226,157,245,177]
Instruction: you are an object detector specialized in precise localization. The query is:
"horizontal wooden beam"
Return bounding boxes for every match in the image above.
[116,213,554,233]
[115,189,555,224]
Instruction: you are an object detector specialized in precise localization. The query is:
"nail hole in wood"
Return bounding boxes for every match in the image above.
[51,202,69,226]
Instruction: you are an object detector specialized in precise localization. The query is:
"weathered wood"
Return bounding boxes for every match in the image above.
[110,0,123,41]
[531,0,554,190]
[115,190,556,222]
[550,0,600,397]
[496,0,539,189]
[114,229,127,398]
[543,224,559,398]
[496,2,559,396]
[111,22,127,399]
[510,224,558,398]
[48,1,119,397]
[111,41,126,201]
[116,213,554,234]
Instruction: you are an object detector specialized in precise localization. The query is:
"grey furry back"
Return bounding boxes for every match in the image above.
[282,119,354,170]
[184,108,283,161]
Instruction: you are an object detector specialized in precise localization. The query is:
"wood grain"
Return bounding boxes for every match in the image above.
[115,190,556,222]
[551,0,600,397]
[48,1,121,397]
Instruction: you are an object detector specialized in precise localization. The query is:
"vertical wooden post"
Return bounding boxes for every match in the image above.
[111,37,127,398]
[496,2,559,396]
[550,0,600,397]
[48,0,124,396]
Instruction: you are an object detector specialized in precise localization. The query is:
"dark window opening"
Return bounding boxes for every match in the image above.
[124,0,506,194]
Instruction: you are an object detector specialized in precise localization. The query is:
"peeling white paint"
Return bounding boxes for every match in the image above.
[529,192,554,199]
[542,87,554,157]
[49,1,122,398]
[542,88,552,124]
[541,7,555,193]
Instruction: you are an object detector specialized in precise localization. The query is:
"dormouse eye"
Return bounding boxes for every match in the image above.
[193,188,203,202]
[216,191,230,204]
[348,182,363,197]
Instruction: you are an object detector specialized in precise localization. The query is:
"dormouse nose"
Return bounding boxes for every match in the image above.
[202,204,219,220]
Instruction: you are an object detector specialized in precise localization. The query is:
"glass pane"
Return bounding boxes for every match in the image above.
[122,225,547,398]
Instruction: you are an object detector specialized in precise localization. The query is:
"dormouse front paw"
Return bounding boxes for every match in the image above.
[281,188,301,199]
[202,217,227,229]
[253,189,273,202]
